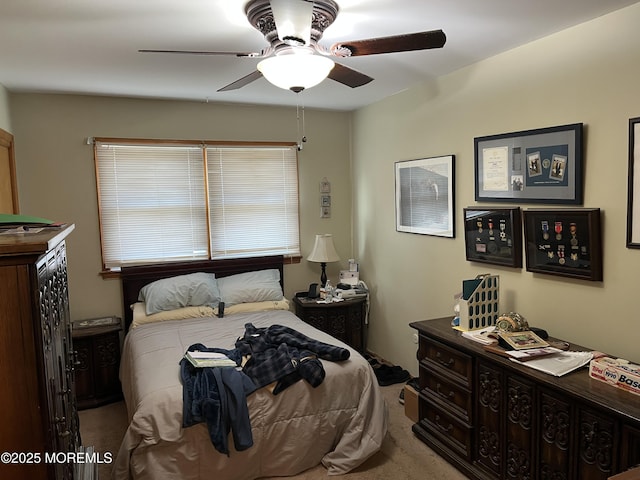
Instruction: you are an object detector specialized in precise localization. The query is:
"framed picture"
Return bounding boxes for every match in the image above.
[463,207,522,267]
[627,117,640,248]
[499,330,549,350]
[522,208,602,281]
[474,123,583,204]
[395,155,455,237]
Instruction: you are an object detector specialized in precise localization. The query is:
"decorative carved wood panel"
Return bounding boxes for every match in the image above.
[477,360,503,477]
[539,389,571,480]
[506,375,534,480]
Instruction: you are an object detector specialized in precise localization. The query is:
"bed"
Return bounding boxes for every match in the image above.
[111,256,388,480]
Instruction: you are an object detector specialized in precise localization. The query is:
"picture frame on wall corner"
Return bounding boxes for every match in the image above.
[522,208,602,281]
[395,155,455,238]
[474,123,583,204]
[626,116,640,248]
[463,206,522,268]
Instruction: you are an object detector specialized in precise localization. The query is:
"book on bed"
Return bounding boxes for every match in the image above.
[184,351,237,368]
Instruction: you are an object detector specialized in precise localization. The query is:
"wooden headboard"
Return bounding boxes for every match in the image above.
[120,255,284,331]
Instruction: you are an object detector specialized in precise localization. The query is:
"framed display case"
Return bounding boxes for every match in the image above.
[474,123,583,204]
[463,207,522,267]
[523,208,602,281]
[627,116,640,248]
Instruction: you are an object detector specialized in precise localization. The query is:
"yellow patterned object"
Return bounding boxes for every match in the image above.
[496,312,529,332]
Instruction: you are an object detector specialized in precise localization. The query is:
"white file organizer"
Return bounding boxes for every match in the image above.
[458,275,500,331]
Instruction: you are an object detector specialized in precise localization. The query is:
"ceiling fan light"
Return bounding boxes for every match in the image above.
[257,54,335,91]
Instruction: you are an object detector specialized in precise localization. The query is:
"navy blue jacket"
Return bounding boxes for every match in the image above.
[180,343,257,455]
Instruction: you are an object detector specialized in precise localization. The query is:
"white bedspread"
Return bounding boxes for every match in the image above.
[112,309,388,480]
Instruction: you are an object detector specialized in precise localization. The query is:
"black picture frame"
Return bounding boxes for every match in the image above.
[627,117,640,248]
[523,208,602,281]
[463,207,522,267]
[395,155,455,238]
[474,123,583,204]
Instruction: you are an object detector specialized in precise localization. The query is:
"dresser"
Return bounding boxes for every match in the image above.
[410,317,640,480]
[292,295,367,352]
[0,225,80,480]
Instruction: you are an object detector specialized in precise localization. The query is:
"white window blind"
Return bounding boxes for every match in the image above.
[95,140,300,270]
[207,147,300,259]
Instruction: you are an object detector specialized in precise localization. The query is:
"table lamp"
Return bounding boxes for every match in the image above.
[307,234,340,287]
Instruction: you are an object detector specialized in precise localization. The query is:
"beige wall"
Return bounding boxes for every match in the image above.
[353,3,640,372]
[0,83,11,133]
[9,94,353,321]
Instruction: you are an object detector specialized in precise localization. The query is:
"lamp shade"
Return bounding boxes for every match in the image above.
[257,53,335,92]
[307,234,340,263]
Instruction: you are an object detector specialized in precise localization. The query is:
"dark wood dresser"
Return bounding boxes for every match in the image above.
[292,295,367,352]
[0,225,80,480]
[410,317,640,480]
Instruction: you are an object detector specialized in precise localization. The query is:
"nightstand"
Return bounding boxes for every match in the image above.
[292,295,367,352]
[72,319,123,410]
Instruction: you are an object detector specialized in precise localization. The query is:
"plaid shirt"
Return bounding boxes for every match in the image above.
[235,323,350,394]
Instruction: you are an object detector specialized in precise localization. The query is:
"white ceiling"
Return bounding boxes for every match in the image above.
[1,0,638,111]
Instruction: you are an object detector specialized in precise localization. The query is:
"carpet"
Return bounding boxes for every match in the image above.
[79,384,469,480]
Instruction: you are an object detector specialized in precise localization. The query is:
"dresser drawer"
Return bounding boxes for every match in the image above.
[422,401,473,461]
[419,336,473,389]
[422,370,473,423]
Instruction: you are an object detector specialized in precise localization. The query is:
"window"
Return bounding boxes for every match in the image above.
[94,139,300,271]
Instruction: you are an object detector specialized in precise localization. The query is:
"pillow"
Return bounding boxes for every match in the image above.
[138,272,221,315]
[214,299,290,316]
[217,269,283,307]
[130,302,215,329]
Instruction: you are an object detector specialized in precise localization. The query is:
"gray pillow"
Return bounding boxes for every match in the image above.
[217,269,283,307]
[138,272,221,315]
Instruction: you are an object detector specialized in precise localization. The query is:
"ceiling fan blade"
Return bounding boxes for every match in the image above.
[138,49,261,58]
[217,70,264,92]
[332,29,446,57]
[328,63,373,88]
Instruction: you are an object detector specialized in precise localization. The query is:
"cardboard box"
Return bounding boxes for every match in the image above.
[404,385,419,423]
[589,357,640,396]
[608,465,640,479]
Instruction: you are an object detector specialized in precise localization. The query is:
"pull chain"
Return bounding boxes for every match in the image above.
[296,96,307,151]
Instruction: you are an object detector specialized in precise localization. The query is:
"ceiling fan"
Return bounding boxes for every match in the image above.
[139,0,446,93]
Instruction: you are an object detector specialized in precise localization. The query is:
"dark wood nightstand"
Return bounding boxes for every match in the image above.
[72,320,123,410]
[292,295,367,352]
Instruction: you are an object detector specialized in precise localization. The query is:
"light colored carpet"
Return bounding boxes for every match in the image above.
[79,384,469,480]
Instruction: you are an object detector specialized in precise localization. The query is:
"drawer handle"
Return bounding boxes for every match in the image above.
[435,351,455,368]
[436,383,455,400]
[434,414,453,433]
